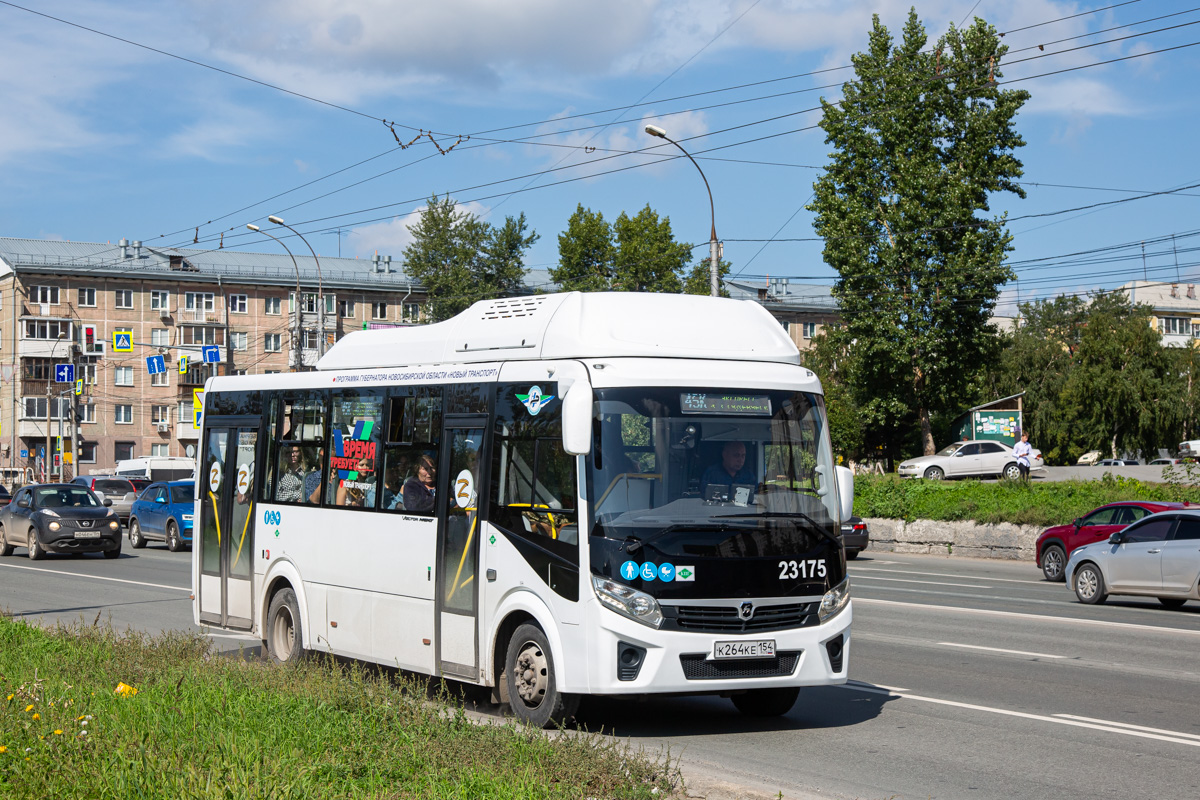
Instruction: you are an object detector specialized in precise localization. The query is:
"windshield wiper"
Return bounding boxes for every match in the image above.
[720,512,841,546]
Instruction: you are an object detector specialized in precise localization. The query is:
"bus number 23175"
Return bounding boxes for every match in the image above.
[779,559,827,579]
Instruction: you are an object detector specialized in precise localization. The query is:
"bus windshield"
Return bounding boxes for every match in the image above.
[587,387,838,554]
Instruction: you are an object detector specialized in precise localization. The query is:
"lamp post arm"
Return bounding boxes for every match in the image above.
[659,135,716,243]
[657,133,719,296]
[254,228,302,371]
[275,222,325,357]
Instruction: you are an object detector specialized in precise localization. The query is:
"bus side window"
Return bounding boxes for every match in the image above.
[324,389,384,508]
[272,391,327,506]
[380,389,442,516]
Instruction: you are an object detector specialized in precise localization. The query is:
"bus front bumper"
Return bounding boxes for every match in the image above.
[582,599,852,695]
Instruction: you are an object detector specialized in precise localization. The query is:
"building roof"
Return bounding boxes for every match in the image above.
[724,278,838,312]
[0,236,417,292]
[1117,280,1200,312]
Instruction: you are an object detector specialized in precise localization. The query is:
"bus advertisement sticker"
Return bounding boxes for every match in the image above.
[675,565,695,581]
[640,562,658,581]
[658,563,676,582]
[620,560,638,581]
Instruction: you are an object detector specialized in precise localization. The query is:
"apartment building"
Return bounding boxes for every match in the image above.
[725,278,841,349]
[0,237,423,479]
[1118,280,1200,347]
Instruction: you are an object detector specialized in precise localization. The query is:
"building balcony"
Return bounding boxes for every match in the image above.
[18,419,68,439]
[18,338,77,359]
[176,421,199,440]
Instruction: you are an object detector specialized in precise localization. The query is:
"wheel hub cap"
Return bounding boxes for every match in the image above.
[514,643,547,706]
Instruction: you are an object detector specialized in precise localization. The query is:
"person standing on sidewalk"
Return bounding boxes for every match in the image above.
[1013,431,1033,481]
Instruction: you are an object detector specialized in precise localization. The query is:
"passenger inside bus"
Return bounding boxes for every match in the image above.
[304,447,324,504]
[275,445,308,503]
[402,454,437,512]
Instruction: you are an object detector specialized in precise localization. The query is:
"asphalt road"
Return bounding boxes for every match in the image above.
[2,545,1199,800]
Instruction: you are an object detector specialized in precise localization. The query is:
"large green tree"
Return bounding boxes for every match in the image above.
[402,195,536,321]
[808,11,1029,455]
[612,205,693,293]
[552,204,614,292]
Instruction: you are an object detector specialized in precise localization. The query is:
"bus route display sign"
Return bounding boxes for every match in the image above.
[680,393,772,416]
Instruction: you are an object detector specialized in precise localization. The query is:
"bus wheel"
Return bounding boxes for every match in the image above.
[505,623,579,728]
[266,588,304,663]
[731,687,800,717]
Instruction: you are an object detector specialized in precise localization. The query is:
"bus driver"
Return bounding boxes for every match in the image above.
[700,441,756,502]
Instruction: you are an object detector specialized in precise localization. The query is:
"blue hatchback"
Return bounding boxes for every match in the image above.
[127,481,195,552]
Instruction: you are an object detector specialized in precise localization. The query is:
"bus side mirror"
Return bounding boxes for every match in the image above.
[561,381,593,456]
[835,465,854,524]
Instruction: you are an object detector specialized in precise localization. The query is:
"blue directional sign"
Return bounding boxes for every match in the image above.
[201,345,221,364]
[146,355,166,375]
[54,363,74,383]
[38,446,45,458]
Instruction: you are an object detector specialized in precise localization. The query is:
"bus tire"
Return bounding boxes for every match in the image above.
[731,687,800,717]
[505,623,578,728]
[266,587,305,663]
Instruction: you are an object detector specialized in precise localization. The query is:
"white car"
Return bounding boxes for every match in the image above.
[897,440,1043,480]
[1066,510,1200,608]
[1076,450,1102,466]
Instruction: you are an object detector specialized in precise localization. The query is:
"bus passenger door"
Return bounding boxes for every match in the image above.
[197,425,258,630]
[436,420,488,679]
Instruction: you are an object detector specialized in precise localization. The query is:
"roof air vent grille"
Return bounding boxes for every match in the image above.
[480,296,546,321]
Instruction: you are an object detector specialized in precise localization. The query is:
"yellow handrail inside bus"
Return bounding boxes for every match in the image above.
[507,502,560,538]
[447,509,477,603]
[232,502,252,569]
[208,491,221,545]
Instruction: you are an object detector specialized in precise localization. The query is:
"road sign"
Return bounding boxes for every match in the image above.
[112,332,133,352]
[193,389,204,430]
[202,345,221,364]
[38,446,45,458]
[20,449,28,459]
[179,355,189,373]
[75,379,83,396]
[146,355,166,375]
[54,363,74,383]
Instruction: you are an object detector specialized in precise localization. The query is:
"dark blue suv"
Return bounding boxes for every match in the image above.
[127,481,195,552]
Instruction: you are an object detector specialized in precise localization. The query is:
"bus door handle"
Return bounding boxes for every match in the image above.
[486,569,497,582]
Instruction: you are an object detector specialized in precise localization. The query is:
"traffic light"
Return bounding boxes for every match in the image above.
[82,324,96,350]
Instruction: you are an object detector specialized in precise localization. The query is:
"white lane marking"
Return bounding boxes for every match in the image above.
[847,679,909,692]
[857,597,1200,637]
[852,566,1045,585]
[838,683,1200,747]
[938,641,1067,659]
[0,561,189,593]
[853,575,988,589]
[1053,715,1200,742]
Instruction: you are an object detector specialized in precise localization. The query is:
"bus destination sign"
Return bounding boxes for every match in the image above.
[680,393,772,416]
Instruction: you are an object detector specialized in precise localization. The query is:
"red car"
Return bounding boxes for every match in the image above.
[1036,501,1189,581]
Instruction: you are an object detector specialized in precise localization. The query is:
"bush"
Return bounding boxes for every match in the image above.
[854,473,1200,528]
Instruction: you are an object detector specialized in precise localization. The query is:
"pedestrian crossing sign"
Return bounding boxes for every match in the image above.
[112,331,133,352]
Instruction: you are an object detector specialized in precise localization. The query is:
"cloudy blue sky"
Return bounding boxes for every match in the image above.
[2,0,1198,312]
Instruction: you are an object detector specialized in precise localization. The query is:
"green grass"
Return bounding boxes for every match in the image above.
[0,618,678,799]
[854,473,1200,528]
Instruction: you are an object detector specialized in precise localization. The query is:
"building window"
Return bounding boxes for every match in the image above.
[115,405,133,424]
[31,286,59,305]
[181,326,224,346]
[302,330,322,349]
[22,359,52,380]
[233,369,247,376]
[264,333,281,352]
[1160,317,1190,335]
[151,328,170,347]
[372,302,388,320]
[402,302,421,323]
[79,404,96,423]
[151,405,170,423]
[24,320,70,339]
[151,443,169,457]
[78,442,97,463]
[23,397,70,420]
[150,290,171,312]
[151,371,169,387]
[80,364,97,386]
[802,322,816,339]
[114,366,134,386]
[77,288,96,307]
[115,442,135,460]
[114,289,134,309]
[184,292,215,312]
[265,297,281,315]
[338,299,356,318]
[230,331,248,351]
[228,294,248,314]
[265,370,280,374]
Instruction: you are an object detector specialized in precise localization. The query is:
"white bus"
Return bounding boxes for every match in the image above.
[192,292,853,726]
[115,456,196,482]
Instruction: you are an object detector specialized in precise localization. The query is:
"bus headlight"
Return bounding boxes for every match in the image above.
[818,577,850,624]
[591,575,663,629]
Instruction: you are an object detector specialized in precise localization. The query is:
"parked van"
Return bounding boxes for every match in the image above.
[1178,440,1200,459]
[114,457,195,482]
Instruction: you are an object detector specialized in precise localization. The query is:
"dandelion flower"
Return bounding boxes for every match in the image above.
[53,730,62,736]
[77,715,85,721]
[0,745,7,753]
[114,682,138,697]
[31,713,40,721]
[5,694,12,701]
[24,705,33,712]
[81,720,88,726]
[77,731,87,738]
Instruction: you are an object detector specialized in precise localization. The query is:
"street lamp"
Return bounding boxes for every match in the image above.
[268,216,326,358]
[645,124,720,297]
[248,223,302,371]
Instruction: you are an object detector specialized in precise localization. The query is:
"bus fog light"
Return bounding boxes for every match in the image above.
[592,576,663,629]
[818,577,850,624]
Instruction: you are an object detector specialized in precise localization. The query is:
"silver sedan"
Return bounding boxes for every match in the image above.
[1066,510,1200,608]
[896,440,1043,481]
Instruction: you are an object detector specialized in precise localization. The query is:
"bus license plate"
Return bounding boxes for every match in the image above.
[713,640,776,660]
[74,531,101,539]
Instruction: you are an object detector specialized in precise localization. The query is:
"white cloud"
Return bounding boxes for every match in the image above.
[157,98,280,162]
[348,200,490,258]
